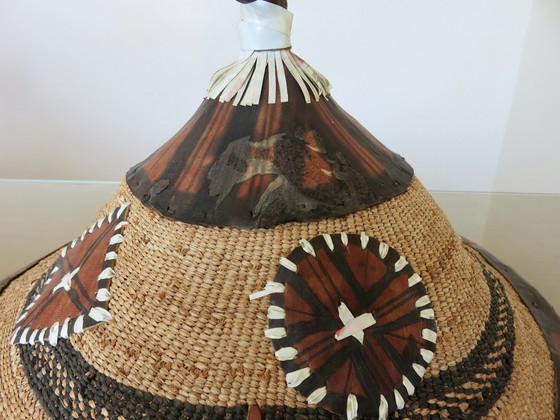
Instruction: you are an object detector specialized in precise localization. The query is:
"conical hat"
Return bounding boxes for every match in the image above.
[1,1,558,419]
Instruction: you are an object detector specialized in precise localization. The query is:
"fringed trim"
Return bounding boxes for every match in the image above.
[206,49,332,106]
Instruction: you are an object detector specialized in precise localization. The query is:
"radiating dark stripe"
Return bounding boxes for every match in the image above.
[374,289,417,320]
[143,103,212,182]
[301,257,341,310]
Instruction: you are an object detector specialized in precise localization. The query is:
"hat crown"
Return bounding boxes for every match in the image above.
[126,2,413,229]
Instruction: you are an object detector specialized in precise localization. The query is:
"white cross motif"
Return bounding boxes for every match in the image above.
[335,302,376,344]
[52,267,81,294]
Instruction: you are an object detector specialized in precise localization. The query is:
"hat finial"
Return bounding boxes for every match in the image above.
[236,0,288,9]
[206,0,333,106]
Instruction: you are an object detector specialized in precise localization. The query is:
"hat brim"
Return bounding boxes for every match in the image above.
[0,179,558,419]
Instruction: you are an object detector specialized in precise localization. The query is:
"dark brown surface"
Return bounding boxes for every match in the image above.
[127,74,413,229]
[237,0,288,8]
[269,234,436,418]
[464,238,560,420]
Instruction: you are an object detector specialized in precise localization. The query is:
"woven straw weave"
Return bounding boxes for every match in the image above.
[0,176,554,419]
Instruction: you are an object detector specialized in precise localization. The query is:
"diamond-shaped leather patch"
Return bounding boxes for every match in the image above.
[11,203,130,346]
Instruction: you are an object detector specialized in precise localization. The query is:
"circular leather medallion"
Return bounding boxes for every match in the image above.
[265,233,437,419]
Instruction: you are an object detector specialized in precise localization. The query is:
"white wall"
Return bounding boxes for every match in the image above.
[494,0,560,193]
[294,0,533,192]
[0,0,239,181]
[1,0,556,193]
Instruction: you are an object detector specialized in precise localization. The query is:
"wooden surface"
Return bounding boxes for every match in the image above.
[0,180,558,312]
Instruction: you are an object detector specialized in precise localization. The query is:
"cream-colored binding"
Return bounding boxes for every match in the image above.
[206,0,331,105]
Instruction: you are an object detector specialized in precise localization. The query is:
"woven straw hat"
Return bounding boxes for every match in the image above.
[1,1,558,419]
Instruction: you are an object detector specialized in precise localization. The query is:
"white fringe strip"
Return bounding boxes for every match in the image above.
[206,49,332,106]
